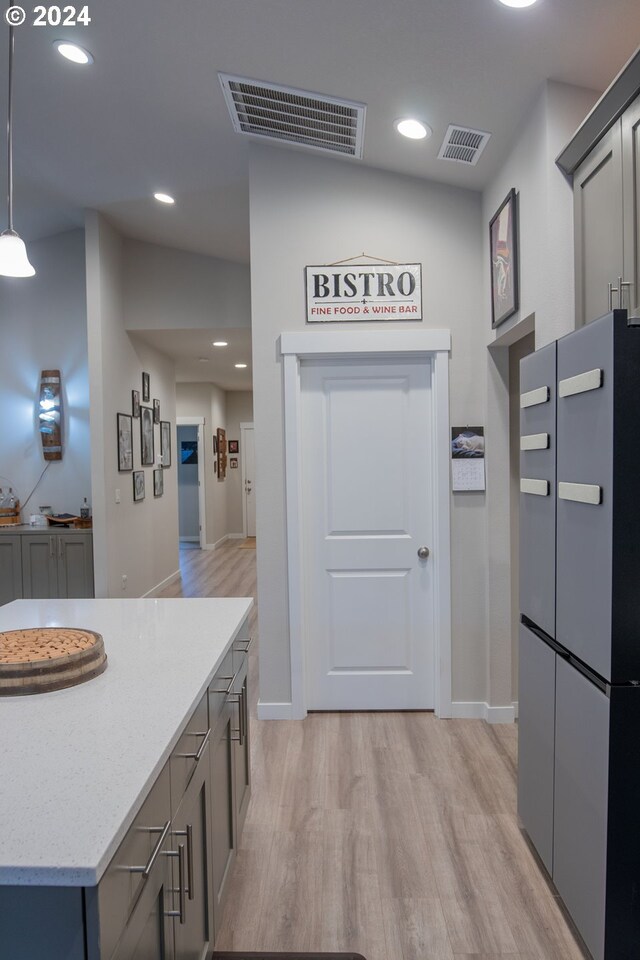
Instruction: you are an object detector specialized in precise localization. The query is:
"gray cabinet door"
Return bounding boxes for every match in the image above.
[109,854,175,960]
[553,657,609,960]
[622,94,640,320]
[21,534,58,599]
[574,122,624,327]
[57,533,94,598]
[517,624,556,875]
[0,535,23,606]
[556,315,613,678]
[210,700,236,936]
[233,667,251,840]
[172,742,213,960]
[519,342,556,637]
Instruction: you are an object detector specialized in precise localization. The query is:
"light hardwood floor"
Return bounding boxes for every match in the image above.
[161,541,588,960]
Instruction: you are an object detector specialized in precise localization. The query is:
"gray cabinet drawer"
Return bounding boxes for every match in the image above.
[93,760,171,960]
[208,648,234,724]
[170,691,209,814]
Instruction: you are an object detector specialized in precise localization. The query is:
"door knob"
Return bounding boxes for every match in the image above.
[417,546,430,560]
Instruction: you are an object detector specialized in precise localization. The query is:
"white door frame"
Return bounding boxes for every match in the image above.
[280,329,452,720]
[176,417,206,550]
[240,421,255,539]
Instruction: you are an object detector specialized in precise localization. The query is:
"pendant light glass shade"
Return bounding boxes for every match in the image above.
[0,230,35,277]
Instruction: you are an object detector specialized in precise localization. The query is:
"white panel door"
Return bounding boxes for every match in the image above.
[301,358,434,710]
[243,426,256,537]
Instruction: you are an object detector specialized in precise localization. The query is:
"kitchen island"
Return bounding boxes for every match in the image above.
[0,596,254,960]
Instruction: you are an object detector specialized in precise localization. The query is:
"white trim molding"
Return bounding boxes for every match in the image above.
[142,568,181,598]
[176,416,207,549]
[279,329,452,722]
[451,701,517,724]
[204,534,229,551]
[257,701,295,720]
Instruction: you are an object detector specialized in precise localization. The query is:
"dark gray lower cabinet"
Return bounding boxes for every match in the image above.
[0,535,22,606]
[21,531,94,599]
[517,624,556,875]
[210,698,236,933]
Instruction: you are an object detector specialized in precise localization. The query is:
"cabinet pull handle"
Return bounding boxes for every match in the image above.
[608,281,619,311]
[211,675,234,695]
[49,536,54,559]
[165,843,187,924]
[233,637,253,654]
[130,819,171,878]
[620,278,633,310]
[228,694,242,742]
[173,824,194,900]
[178,728,210,762]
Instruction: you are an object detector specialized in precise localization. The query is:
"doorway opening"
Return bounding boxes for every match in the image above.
[176,417,206,550]
[240,421,256,539]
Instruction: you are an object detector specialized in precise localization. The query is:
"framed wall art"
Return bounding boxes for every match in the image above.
[160,420,172,468]
[217,427,227,480]
[229,440,239,454]
[117,413,133,472]
[142,371,150,403]
[140,406,154,465]
[490,188,519,328]
[153,468,164,497]
[153,399,160,424]
[132,389,140,418]
[133,470,145,502]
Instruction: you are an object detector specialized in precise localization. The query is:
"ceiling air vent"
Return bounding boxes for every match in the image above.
[437,124,491,166]
[218,74,366,159]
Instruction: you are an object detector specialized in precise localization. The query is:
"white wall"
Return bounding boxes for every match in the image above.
[122,239,251,331]
[0,229,91,518]
[225,392,253,535]
[85,212,179,598]
[176,382,229,548]
[249,144,486,710]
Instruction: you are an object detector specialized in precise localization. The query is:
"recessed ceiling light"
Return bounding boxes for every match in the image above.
[212,341,228,347]
[394,118,432,140]
[53,41,94,65]
[496,0,538,6]
[154,193,175,204]
[235,363,248,369]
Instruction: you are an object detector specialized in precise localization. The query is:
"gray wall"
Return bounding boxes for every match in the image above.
[249,144,486,709]
[0,229,91,519]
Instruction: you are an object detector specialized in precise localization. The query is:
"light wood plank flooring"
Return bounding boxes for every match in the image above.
[162,541,588,960]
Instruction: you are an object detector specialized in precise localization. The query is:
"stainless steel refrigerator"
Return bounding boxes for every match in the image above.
[518,309,640,960]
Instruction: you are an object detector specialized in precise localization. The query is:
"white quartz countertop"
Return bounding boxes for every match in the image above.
[0,597,253,887]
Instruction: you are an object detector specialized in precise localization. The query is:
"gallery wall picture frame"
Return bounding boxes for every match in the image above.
[140,406,155,466]
[153,468,164,497]
[133,470,145,502]
[228,440,239,454]
[142,371,150,403]
[217,427,227,480]
[490,187,519,328]
[153,399,160,424]
[117,413,133,472]
[160,420,172,468]
[132,389,140,418]
[230,457,238,469]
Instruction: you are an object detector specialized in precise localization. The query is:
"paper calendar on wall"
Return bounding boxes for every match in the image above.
[451,426,485,492]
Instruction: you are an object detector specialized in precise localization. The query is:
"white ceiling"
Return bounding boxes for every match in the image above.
[2,0,638,386]
[131,328,253,392]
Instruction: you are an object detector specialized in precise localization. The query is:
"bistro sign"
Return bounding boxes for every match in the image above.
[305,263,422,322]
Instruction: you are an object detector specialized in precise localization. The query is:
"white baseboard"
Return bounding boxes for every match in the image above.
[513,700,519,720]
[142,568,181,598]
[227,533,245,539]
[451,701,516,724]
[257,701,296,720]
[204,535,229,551]
[179,536,199,543]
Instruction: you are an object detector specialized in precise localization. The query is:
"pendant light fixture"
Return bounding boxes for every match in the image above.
[0,18,35,278]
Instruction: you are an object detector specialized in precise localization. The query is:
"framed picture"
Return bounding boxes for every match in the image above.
[153,399,160,424]
[217,427,227,480]
[142,371,150,403]
[230,457,238,469]
[212,435,218,455]
[490,188,519,328]
[153,468,164,497]
[140,406,154,465]
[133,470,145,502]
[228,440,239,454]
[117,413,133,471]
[131,389,140,418]
[160,420,172,468]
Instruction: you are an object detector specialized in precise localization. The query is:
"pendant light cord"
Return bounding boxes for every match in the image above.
[6,22,14,232]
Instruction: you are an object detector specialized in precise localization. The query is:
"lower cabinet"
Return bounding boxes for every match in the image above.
[0,535,23,606]
[22,532,94,600]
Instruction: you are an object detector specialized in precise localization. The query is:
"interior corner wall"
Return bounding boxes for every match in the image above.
[175,382,228,548]
[225,391,253,535]
[122,238,251,331]
[0,229,90,519]
[249,143,486,710]
[481,80,599,710]
[85,211,179,598]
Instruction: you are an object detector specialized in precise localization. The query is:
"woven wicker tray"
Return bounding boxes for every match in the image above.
[0,627,107,696]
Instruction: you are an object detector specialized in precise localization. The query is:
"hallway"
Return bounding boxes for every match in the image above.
[161,541,587,960]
